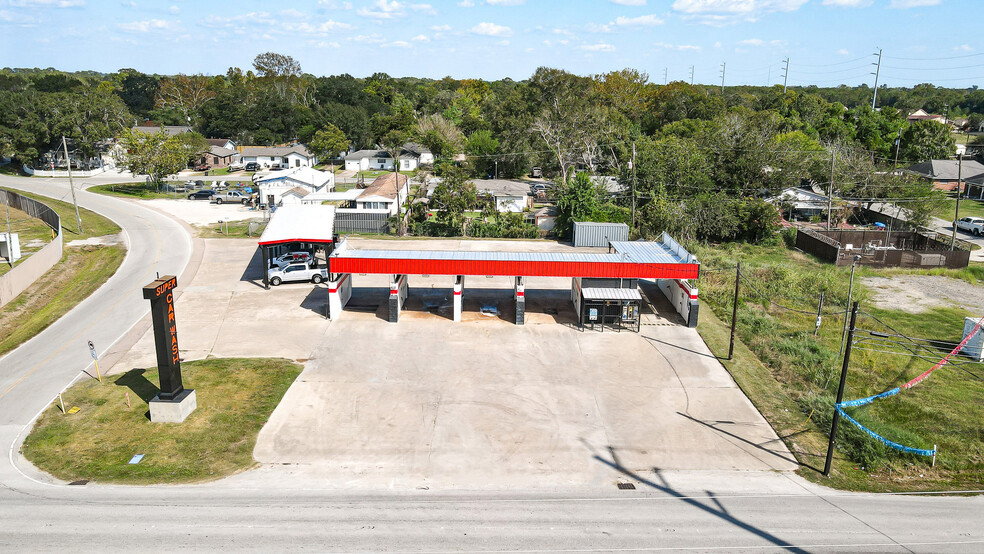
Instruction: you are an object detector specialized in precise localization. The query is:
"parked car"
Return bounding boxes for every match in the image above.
[228,161,245,171]
[187,189,216,200]
[193,162,211,171]
[244,162,260,172]
[211,190,249,204]
[267,260,327,286]
[272,251,313,268]
[955,216,984,236]
[530,167,543,178]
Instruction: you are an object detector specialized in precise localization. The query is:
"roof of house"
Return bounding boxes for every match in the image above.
[591,175,625,194]
[345,149,391,161]
[361,173,409,201]
[207,138,233,147]
[472,179,531,197]
[304,189,365,202]
[283,186,311,198]
[210,146,236,157]
[254,166,333,189]
[532,205,558,218]
[907,160,984,181]
[768,187,829,210]
[240,145,314,158]
[131,125,192,136]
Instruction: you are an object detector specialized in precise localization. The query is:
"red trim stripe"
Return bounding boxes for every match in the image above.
[331,258,698,280]
[675,279,699,300]
[258,238,333,246]
[516,291,525,297]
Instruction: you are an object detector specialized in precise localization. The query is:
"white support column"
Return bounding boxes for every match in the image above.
[389,274,408,323]
[453,275,464,322]
[327,273,352,321]
[514,276,526,325]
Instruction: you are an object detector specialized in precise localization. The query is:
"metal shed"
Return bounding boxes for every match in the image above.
[573,222,629,247]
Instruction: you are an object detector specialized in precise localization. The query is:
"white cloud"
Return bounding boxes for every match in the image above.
[611,0,646,5]
[738,38,765,46]
[120,1,136,6]
[654,41,701,51]
[955,44,974,52]
[357,0,405,19]
[354,33,384,43]
[382,40,412,48]
[283,19,354,33]
[0,9,13,21]
[280,8,305,18]
[430,24,450,30]
[458,0,475,5]
[672,0,807,25]
[486,0,524,5]
[8,0,85,7]
[822,0,872,6]
[119,18,172,32]
[168,5,179,14]
[496,39,510,45]
[410,3,436,14]
[310,40,342,48]
[581,42,616,52]
[585,22,613,32]
[203,12,270,29]
[713,41,722,48]
[318,0,353,7]
[889,0,940,7]
[837,48,849,55]
[552,27,573,35]
[412,33,430,41]
[613,14,663,25]
[471,21,512,37]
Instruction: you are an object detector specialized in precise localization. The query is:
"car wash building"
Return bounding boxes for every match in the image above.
[256,205,337,285]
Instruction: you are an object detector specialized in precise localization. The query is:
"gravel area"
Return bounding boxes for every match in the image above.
[138,198,260,225]
[863,275,984,314]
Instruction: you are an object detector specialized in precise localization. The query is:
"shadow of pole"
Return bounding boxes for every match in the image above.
[113,368,160,403]
[589,446,809,554]
[677,411,802,468]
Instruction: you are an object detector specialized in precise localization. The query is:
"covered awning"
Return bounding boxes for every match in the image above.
[257,205,335,246]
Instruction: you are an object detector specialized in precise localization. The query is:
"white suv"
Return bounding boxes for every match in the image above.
[955,217,984,236]
[272,251,313,267]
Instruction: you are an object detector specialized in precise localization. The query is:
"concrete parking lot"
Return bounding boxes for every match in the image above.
[110,230,797,489]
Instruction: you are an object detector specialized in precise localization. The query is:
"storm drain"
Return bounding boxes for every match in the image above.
[68,480,88,486]
[617,482,636,490]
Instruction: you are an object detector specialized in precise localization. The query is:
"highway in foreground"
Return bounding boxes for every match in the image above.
[0,173,982,552]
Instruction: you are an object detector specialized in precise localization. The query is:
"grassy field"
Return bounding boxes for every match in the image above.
[0,202,53,278]
[694,238,984,491]
[10,188,121,240]
[22,358,302,484]
[932,194,984,221]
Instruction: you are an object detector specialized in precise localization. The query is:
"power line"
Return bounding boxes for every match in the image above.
[884,52,984,61]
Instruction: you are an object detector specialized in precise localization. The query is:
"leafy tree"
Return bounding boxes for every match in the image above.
[155,74,216,124]
[308,123,348,167]
[554,172,604,237]
[415,113,463,162]
[430,166,477,229]
[465,130,499,177]
[113,129,190,185]
[252,52,302,78]
[899,120,956,163]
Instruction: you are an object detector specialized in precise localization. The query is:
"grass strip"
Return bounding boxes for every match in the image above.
[22,358,302,484]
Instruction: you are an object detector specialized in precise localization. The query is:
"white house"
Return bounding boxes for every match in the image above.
[334,173,409,217]
[344,149,393,171]
[238,145,317,169]
[343,143,434,172]
[255,166,334,206]
[768,187,829,221]
[472,179,533,213]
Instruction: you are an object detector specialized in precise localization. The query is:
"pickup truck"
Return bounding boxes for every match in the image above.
[955,216,984,236]
[211,190,249,205]
[267,261,327,286]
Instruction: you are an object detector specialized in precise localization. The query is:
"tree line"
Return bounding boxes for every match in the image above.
[0,55,969,241]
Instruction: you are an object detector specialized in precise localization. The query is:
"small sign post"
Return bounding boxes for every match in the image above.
[87,340,101,382]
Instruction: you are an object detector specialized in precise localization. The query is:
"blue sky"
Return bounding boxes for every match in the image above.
[0,0,980,87]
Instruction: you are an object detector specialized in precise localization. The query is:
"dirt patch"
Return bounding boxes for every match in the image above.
[863,275,984,314]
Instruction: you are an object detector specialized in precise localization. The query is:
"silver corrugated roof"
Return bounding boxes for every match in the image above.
[580,287,643,300]
[610,234,698,265]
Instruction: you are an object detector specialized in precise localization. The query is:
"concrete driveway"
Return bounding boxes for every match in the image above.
[108,235,796,489]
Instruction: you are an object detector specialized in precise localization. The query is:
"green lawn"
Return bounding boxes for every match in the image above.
[694,239,984,491]
[0,201,53,278]
[7,187,121,240]
[90,181,256,201]
[194,219,267,239]
[932,194,984,221]
[22,358,302,484]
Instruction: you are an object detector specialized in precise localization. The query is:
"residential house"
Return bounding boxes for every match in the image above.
[472,179,533,213]
[255,166,334,206]
[279,187,312,205]
[527,205,558,231]
[906,159,984,192]
[398,143,434,171]
[202,146,236,168]
[238,145,317,169]
[966,173,984,200]
[907,109,947,124]
[344,149,394,171]
[207,138,236,150]
[335,173,409,217]
[768,187,830,221]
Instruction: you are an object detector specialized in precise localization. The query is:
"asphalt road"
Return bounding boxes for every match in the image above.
[1,172,983,552]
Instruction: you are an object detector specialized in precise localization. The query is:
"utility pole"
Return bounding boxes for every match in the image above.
[62,136,83,234]
[630,142,637,229]
[839,255,861,356]
[663,67,668,85]
[719,62,726,93]
[814,292,825,336]
[827,149,836,230]
[689,65,695,85]
[893,125,903,169]
[952,153,963,251]
[4,191,11,267]
[871,48,883,110]
[728,262,741,360]
[781,57,789,94]
[824,301,859,477]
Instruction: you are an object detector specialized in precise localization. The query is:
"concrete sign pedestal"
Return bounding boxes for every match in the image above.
[149,389,197,423]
